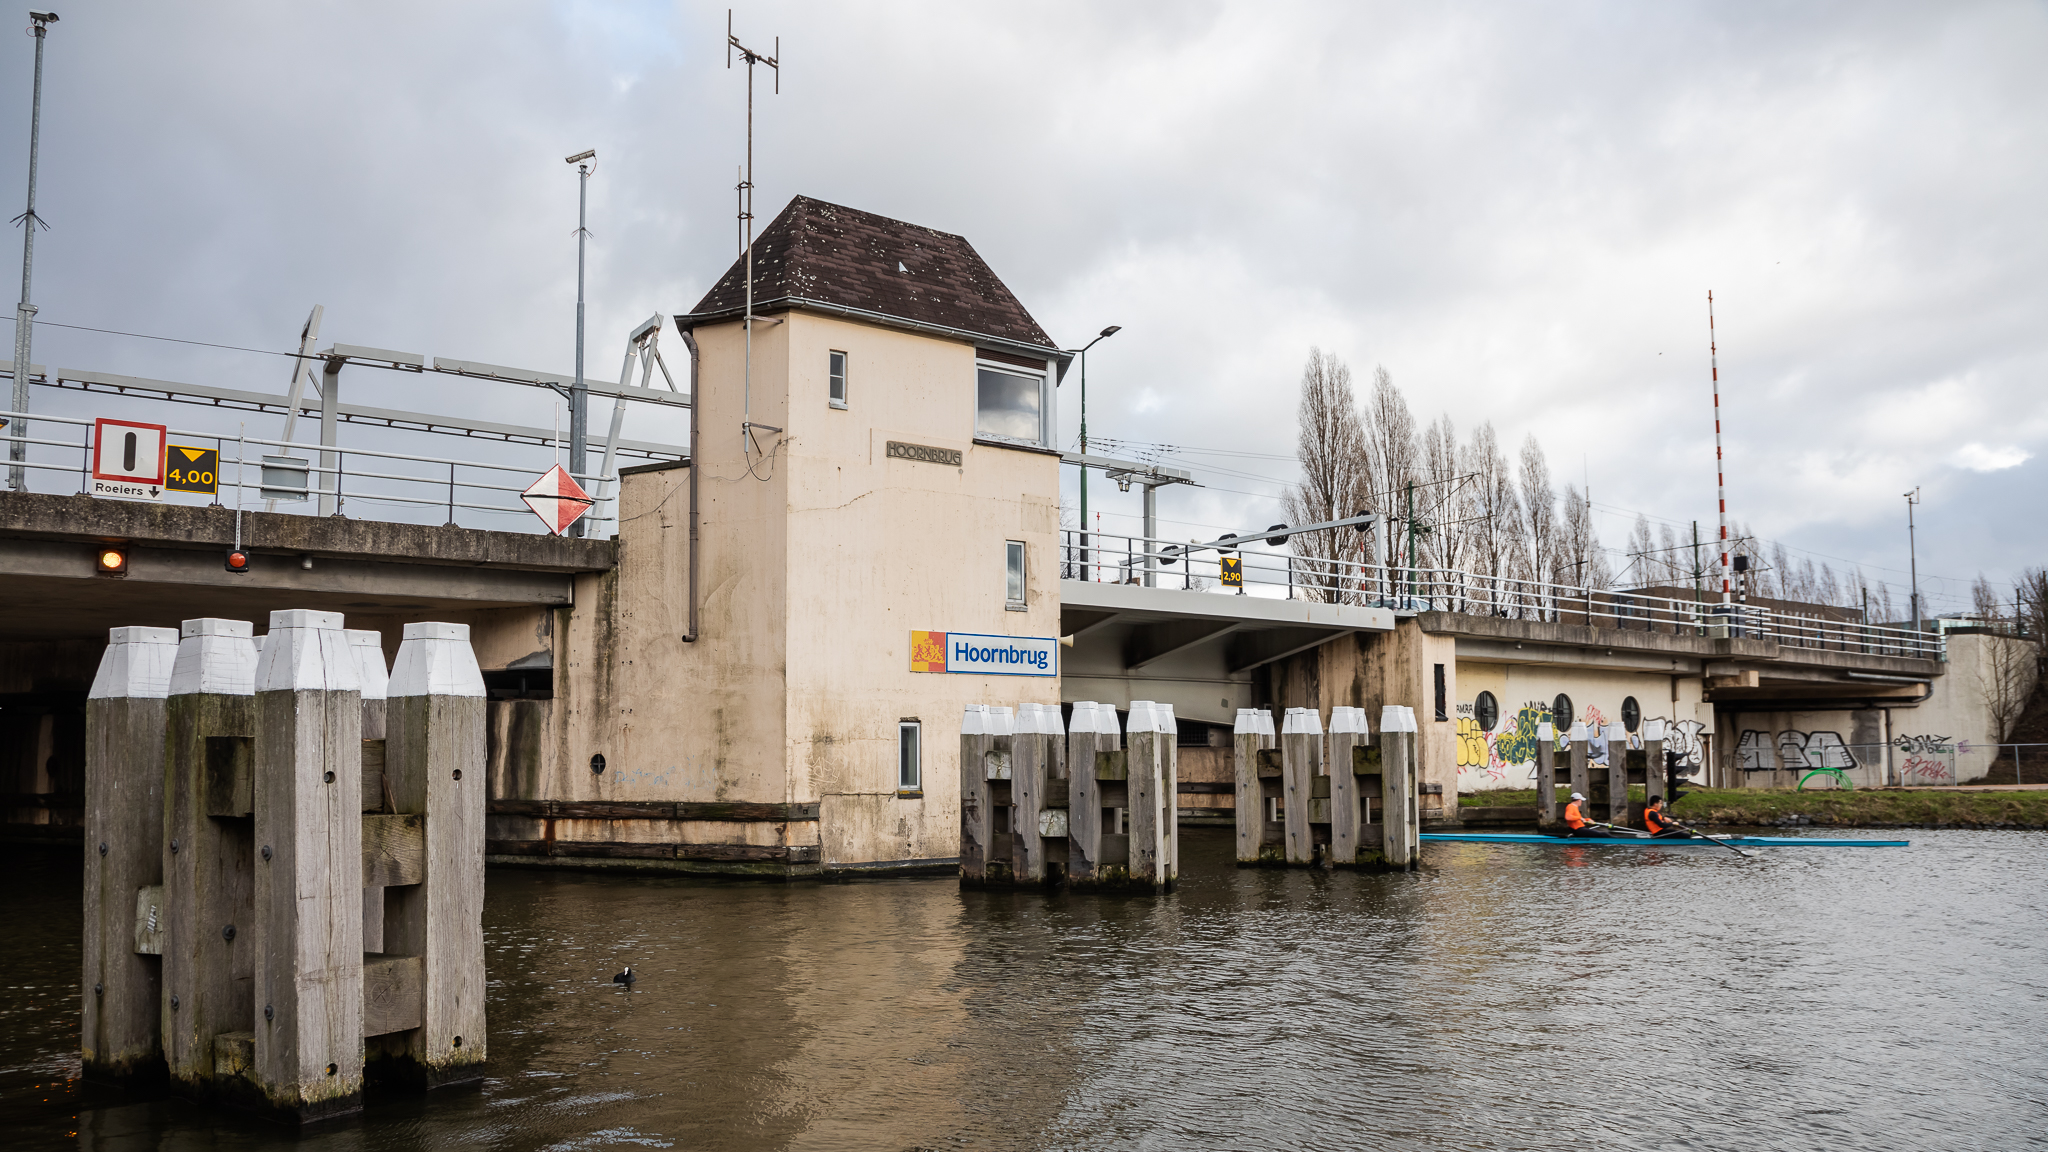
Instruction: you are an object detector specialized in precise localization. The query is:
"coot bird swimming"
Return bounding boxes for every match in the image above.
[612,966,636,987]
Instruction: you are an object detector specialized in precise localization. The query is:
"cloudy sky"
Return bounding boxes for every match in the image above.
[5,1,2042,614]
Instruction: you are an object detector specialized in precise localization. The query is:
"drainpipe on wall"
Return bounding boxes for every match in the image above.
[680,330,702,644]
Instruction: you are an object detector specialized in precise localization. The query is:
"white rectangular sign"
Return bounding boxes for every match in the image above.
[935,631,1058,677]
[91,418,168,501]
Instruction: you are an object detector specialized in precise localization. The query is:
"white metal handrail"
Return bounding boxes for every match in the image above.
[3,407,619,528]
[1060,527,1943,658]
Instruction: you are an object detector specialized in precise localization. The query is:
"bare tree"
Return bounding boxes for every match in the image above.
[1059,497,1079,579]
[1768,542,1792,600]
[1465,423,1524,612]
[1818,562,1841,607]
[1415,413,1468,584]
[1626,514,1656,589]
[1518,436,1557,597]
[1281,349,1371,603]
[1658,523,1682,585]
[1557,483,1611,592]
[1360,364,1422,596]
[2019,566,2048,638]
[1975,574,2041,744]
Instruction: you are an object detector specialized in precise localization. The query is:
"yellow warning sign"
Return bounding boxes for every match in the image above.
[1220,557,1242,588]
[166,445,218,495]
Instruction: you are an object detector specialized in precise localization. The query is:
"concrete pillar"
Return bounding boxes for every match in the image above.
[1568,722,1591,815]
[1328,707,1368,866]
[1377,705,1416,868]
[1280,707,1322,866]
[1644,719,1668,805]
[958,704,992,886]
[985,706,1015,885]
[1232,709,1262,864]
[251,609,364,1121]
[1126,701,1176,889]
[161,618,259,1097]
[82,625,179,1084]
[1535,722,1558,826]
[1066,702,1124,887]
[349,629,389,954]
[1605,723,1630,824]
[1011,703,1050,884]
[380,621,487,1087]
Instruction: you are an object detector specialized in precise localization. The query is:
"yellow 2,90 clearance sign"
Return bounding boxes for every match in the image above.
[910,630,1056,677]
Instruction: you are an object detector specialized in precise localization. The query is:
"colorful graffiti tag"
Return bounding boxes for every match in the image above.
[1455,701,1701,783]
[1892,733,1955,783]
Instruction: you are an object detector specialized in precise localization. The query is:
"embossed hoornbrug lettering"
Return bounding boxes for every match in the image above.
[886,441,963,466]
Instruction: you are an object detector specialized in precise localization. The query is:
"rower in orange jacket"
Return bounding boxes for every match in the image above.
[1562,792,1610,838]
[1644,796,1688,838]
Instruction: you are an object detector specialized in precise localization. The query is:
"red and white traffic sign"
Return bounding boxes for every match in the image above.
[522,464,593,535]
[90,418,168,502]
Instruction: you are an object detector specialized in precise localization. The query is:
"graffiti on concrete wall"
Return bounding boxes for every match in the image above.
[1736,729,1862,774]
[1778,731,1857,771]
[1892,733,1955,783]
[1456,701,1702,782]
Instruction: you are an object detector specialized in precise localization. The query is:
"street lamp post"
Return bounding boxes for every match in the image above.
[565,148,596,538]
[10,11,58,492]
[1072,325,1120,580]
[1905,486,1921,632]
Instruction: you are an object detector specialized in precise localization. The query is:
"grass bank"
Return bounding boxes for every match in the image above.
[1462,786,2048,830]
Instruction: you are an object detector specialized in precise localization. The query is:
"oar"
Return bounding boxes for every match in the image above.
[1665,816,1751,859]
[1585,821,1649,838]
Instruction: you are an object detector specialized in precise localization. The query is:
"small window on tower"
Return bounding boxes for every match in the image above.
[1006,541,1027,611]
[898,720,921,792]
[829,351,848,409]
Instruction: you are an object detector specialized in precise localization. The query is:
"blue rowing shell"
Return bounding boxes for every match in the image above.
[1420,832,1909,848]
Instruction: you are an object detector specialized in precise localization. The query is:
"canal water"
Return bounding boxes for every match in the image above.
[2,828,2042,1150]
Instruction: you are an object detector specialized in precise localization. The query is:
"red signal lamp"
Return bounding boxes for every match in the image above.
[95,546,129,577]
[224,548,252,575]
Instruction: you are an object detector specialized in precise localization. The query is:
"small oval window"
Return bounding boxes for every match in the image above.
[1622,696,1641,732]
[1474,691,1499,733]
[1552,694,1573,730]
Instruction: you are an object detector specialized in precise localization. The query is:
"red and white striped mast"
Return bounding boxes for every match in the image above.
[1709,291,1731,607]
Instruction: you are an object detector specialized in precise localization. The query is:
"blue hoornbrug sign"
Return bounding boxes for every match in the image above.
[940,632,1058,677]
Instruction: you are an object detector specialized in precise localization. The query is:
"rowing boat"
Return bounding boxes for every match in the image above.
[1420,832,1909,848]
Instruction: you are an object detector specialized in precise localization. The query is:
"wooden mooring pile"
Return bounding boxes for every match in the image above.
[81,611,486,1123]
[1234,705,1422,870]
[1531,718,1672,831]
[960,700,1178,892]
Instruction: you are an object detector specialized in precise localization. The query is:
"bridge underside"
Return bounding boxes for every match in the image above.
[1059,580,1397,726]
[0,492,613,644]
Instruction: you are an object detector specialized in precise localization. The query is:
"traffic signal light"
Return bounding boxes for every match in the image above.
[95,546,128,577]
[224,548,251,575]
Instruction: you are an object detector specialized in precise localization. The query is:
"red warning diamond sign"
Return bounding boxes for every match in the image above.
[522,464,593,535]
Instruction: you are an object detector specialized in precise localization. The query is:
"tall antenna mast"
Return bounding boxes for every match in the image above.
[1709,290,1731,608]
[728,10,779,461]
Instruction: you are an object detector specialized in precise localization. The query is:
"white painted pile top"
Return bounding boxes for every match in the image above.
[89,626,180,700]
[987,705,1015,737]
[169,617,259,696]
[1329,706,1369,735]
[1569,721,1589,741]
[961,703,988,735]
[1282,707,1324,736]
[256,610,362,694]
[390,621,485,698]
[347,630,390,701]
[1643,718,1667,741]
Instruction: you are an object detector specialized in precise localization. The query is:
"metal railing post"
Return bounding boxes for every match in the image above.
[446,463,456,527]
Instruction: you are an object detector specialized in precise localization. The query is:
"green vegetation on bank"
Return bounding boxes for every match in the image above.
[1461,786,2048,829]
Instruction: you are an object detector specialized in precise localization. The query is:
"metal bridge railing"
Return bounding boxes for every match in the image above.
[2,407,618,531]
[1060,528,1944,659]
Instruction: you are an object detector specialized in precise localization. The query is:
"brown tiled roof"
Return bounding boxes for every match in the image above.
[681,196,1060,353]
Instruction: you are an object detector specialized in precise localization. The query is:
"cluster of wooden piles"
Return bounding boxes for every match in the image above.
[959,700,1178,892]
[1531,718,1673,831]
[1233,705,1421,870]
[80,611,487,1123]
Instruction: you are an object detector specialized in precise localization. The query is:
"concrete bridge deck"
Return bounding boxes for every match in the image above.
[0,491,614,642]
